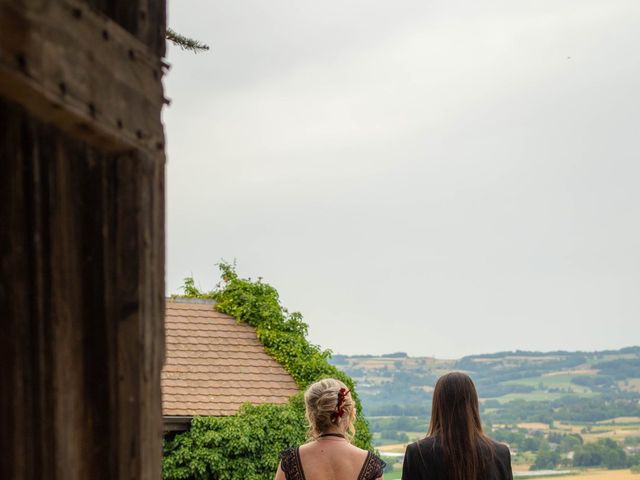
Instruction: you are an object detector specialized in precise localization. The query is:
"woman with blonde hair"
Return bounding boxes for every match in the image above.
[275,378,385,480]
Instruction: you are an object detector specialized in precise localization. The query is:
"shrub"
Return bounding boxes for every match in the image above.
[163,399,306,480]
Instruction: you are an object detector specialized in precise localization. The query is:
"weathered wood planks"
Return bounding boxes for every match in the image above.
[0,0,166,154]
[0,95,166,480]
[0,0,166,478]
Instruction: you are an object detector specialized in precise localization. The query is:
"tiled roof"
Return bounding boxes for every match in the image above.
[162,299,299,417]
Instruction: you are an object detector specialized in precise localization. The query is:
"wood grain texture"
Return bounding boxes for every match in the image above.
[88,0,166,56]
[0,95,166,480]
[0,96,166,480]
[0,0,166,155]
[0,0,166,479]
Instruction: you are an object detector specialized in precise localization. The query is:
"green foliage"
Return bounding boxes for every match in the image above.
[163,263,373,479]
[625,436,640,446]
[531,443,560,470]
[492,427,546,454]
[166,28,210,53]
[554,433,583,454]
[164,399,306,480]
[378,430,409,444]
[337,347,640,418]
[573,438,628,469]
[368,416,427,433]
[628,453,640,469]
[481,396,640,425]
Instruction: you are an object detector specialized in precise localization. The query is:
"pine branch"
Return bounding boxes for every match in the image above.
[166,28,210,53]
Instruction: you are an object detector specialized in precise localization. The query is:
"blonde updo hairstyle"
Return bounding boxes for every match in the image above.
[304,378,356,441]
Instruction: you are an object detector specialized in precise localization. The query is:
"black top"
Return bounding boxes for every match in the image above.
[280,447,386,480]
[402,437,513,480]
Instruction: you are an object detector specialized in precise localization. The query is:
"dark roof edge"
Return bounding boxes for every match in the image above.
[164,415,193,422]
[166,297,216,305]
[163,415,193,432]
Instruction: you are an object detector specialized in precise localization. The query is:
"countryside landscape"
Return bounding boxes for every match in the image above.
[331,346,640,479]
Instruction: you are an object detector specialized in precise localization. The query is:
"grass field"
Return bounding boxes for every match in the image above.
[619,379,640,392]
[596,417,640,424]
[383,469,402,480]
[378,443,406,453]
[517,422,551,430]
[503,373,593,395]
[550,419,640,443]
[582,427,640,443]
[527,470,639,479]
[491,391,566,403]
[382,469,640,479]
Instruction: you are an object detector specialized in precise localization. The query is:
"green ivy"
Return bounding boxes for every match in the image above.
[163,263,372,480]
[163,399,307,480]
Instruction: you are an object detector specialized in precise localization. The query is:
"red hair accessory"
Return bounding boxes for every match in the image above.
[331,388,350,422]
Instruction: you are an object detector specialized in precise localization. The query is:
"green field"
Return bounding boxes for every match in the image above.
[504,373,594,394]
[384,469,402,480]
[374,415,640,479]
[332,346,640,417]
[382,467,640,479]
[491,391,566,403]
[335,347,640,477]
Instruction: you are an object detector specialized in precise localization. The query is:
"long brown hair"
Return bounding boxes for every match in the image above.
[428,372,495,480]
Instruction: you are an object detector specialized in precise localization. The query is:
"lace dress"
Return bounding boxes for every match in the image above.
[280,447,386,480]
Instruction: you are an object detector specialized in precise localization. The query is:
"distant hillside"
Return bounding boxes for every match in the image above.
[330,346,640,422]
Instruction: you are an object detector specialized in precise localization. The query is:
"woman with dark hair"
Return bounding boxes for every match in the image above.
[402,372,512,480]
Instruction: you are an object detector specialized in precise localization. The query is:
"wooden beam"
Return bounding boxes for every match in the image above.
[0,0,166,155]
[0,96,166,480]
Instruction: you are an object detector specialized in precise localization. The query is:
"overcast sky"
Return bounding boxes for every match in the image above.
[164,0,640,358]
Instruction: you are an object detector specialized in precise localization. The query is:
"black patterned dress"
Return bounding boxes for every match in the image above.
[280,447,386,480]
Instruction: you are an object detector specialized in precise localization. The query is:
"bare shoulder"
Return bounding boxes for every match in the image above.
[340,443,371,462]
[299,440,368,458]
[350,444,372,456]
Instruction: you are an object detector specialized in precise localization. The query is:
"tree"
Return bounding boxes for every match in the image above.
[573,439,627,469]
[531,441,559,470]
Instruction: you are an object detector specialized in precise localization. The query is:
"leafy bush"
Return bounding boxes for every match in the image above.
[164,399,306,480]
[163,263,372,479]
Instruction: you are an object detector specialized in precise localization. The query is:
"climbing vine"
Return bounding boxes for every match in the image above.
[163,262,372,480]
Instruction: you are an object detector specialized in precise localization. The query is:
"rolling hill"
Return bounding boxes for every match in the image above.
[330,346,640,423]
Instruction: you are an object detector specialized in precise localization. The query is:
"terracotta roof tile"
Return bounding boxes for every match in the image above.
[162,300,299,417]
